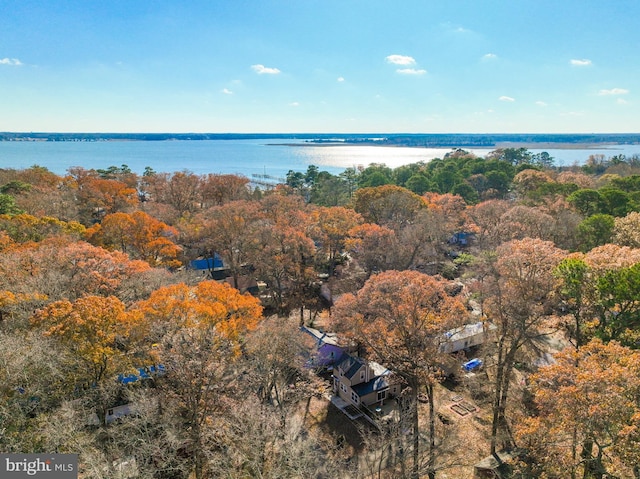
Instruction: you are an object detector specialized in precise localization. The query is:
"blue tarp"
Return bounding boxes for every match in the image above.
[462,358,483,372]
[117,365,166,384]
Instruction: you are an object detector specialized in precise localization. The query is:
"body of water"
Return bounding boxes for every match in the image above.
[1,139,639,179]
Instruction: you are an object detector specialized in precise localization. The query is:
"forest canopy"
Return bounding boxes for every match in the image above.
[3,148,640,478]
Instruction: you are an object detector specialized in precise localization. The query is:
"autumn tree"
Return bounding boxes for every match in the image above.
[134,280,263,479]
[612,211,640,248]
[31,295,143,388]
[252,215,316,315]
[0,213,85,243]
[346,223,398,277]
[66,167,138,224]
[200,173,251,207]
[483,238,566,455]
[390,193,470,272]
[515,339,640,479]
[309,206,363,275]
[196,200,264,287]
[0,331,70,452]
[353,185,425,229]
[467,199,513,249]
[134,280,263,344]
[0,238,155,307]
[495,205,555,242]
[511,168,553,198]
[331,270,468,479]
[243,317,325,433]
[145,170,202,217]
[85,211,181,268]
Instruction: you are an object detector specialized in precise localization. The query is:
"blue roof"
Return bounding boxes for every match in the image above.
[352,375,390,397]
[189,255,224,270]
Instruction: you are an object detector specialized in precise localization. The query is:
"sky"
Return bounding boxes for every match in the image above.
[1,0,639,133]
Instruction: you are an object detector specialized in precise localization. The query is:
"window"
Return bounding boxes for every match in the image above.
[377,390,387,401]
[341,383,347,393]
[108,409,114,416]
[351,391,359,404]
[360,370,365,381]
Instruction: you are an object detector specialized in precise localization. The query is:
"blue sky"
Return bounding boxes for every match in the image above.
[1,0,639,133]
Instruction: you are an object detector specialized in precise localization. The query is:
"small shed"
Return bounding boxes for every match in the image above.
[440,322,495,354]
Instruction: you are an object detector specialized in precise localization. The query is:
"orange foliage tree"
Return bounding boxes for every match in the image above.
[145,170,202,217]
[31,295,142,386]
[0,238,153,308]
[133,280,264,479]
[253,219,316,315]
[515,339,640,478]
[134,280,263,346]
[66,167,138,223]
[85,211,181,268]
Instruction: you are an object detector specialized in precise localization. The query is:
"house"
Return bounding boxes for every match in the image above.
[333,354,400,410]
[301,326,351,372]
[189,254,228,280]
[87,403,137,426]
[225,275,260,295]
[449,231,474,246]
[439,322,496,354]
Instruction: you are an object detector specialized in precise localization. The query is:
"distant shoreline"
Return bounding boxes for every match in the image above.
[276,141,622,150]
[1,132,639,150]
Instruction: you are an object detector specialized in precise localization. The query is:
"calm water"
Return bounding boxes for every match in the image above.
[1,139,639,179]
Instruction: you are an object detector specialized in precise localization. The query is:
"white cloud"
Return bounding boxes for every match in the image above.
[441,22,472,34]
[570,59,592,66]
[337,76,345,82]
[386,54,416,65]
[0,57,23,66]
[598,88,629,95]
[251,64,281,75]
[482,53,497,60]
[499,96,515,102]
[289,102,300,107]
[396,68,427,75]
[617,98,629,105]
[221,88,233,95]
[536,101,548,107]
